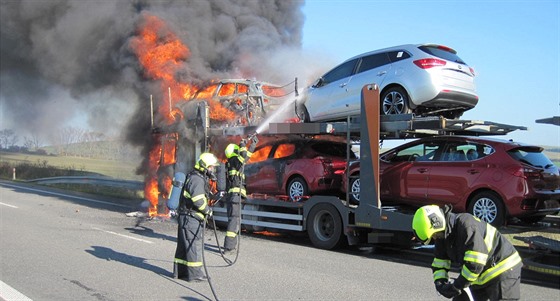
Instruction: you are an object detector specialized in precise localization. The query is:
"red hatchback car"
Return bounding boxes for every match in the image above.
[245,137,355,200]
[343,135,560,226]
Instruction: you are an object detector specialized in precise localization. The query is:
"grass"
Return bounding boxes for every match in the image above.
[0,151,142,181]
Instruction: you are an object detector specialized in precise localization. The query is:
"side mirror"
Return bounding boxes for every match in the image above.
[312,77,324,88]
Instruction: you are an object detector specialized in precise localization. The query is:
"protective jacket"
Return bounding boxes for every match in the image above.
[178,169,212,221]
[432,206,522,289]
[226,142,253,197]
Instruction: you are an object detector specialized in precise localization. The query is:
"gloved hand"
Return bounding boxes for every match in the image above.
[438,283,462,299]
[251,135,259,146]
[206,208,213,217]
[239,139,247,148]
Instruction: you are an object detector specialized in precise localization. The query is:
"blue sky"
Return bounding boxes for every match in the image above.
[300,0,559,148]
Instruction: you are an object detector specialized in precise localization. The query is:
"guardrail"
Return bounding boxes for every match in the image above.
[25,176,144,190]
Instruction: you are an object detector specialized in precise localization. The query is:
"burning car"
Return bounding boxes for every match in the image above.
[245,136,356,200]
[189,78,291,126]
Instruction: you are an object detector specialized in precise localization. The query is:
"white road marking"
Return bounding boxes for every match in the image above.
[0,182,131,208]
[92,227,154,244]
[0,280,33,301]
[0,202,18,208]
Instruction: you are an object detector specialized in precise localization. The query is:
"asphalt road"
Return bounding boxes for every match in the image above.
[1,181,558,301]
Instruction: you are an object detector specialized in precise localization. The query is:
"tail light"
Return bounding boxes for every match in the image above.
[506,166,542,180]
[469,67,476,76]
[413,58,446,69]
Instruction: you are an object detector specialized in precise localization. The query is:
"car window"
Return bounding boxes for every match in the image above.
[251,145,273,163]
[195,84,218,99]
[237,84,248,94]
[218,83,236,96]
[386,50,411,63]
[507,147,555,168]
[418,45,466,65]
[273,143,296,159]
[356,53,390,74]
[321,59,359,85]
[310,142,356,159]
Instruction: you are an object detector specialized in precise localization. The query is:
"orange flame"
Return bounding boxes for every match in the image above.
[131,14,246,216]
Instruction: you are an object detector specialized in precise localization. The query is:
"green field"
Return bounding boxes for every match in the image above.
[0,151,142,181]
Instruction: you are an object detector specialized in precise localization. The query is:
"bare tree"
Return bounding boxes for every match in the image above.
[0,129,18,149]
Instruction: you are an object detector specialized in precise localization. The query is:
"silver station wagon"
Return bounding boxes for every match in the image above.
[298,44,478,122]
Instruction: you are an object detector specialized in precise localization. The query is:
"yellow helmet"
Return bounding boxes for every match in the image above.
[412,205,446,245]
[195,152,219,171]
[225,143,240,158]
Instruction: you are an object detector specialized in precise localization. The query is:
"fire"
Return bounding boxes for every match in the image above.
[131,13,244,216]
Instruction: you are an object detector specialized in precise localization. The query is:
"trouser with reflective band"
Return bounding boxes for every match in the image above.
[453,261,522,301]
[174,214,204,280]
[224,193,241,250]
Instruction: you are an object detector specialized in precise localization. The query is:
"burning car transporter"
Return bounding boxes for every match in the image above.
[147,83,534,250]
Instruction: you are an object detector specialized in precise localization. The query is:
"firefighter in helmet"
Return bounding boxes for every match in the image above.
[223,135,258,252]
[412,205,522,300]
[174,152,219,282]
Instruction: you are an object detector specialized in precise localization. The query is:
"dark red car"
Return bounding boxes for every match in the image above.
[245,137,355,200]
[343,136,560,226]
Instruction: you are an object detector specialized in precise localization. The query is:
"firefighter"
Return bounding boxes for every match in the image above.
[223,135,258,252]
[412,204,522,300]
[174,152,219,282]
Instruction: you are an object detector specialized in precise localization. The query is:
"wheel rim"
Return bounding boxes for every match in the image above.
[351,179,360,201]
[382,91,405,115]
[289,181,304,198]
[472,197,498,223]
[313,209,335,241]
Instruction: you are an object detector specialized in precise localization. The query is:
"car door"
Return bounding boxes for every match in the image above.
[305,58,359,121]
[341,52,392,115]
[245,144,277,193]
[380,140,444,204]
[426,140,488,211]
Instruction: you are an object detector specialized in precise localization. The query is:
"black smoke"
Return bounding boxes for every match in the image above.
[0,0,305,157]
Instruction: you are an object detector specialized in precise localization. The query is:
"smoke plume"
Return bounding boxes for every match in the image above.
[0,0,306,151]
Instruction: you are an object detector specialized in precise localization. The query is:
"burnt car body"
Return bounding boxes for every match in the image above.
[245,137,356,200]
[342,136,560,226]
[191,78,290,126]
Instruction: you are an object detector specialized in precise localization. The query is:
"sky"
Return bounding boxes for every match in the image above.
[300,0,560,148]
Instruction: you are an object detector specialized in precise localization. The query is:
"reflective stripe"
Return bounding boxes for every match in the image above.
[433,269,449,281]
[191,194,205,202]
[174,258,188,265]
[473,252,522,285]
[432,258,451,269]
[184,191,191,198]
[238,156,245,163]
[228,187,247,195]
[484,224,497,252]
[226,231,237,238]
[175,258,203,267]
[461,265,480,282]
[246,151,253,157]
[187,261,203,267]
[194,212,205,220]
[464,250,488,265]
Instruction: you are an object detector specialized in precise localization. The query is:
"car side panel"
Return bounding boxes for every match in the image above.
[426,159,488,211]
[380,161,429,204]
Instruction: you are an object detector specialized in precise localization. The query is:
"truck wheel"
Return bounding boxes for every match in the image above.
[307,203,343,249]
[467,191,505,227]
[381,87,411,115]
[287,177,308,201]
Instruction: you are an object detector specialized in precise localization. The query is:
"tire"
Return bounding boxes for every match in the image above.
[297,104,311,122]
[467,191,505,227]
[380,86,412,115]
[349,177,360,205]
[287,177,308,201]
[307,203,343,249]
